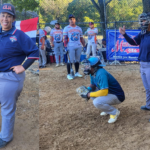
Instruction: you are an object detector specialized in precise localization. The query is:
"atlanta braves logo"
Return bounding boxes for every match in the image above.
[10,36,17,43]
[71,32,79,41]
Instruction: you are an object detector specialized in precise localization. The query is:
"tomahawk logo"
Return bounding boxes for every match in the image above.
[10,36,17,42]
[3,5,12,10]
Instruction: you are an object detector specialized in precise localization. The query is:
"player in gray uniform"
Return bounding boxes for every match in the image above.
[39,26,51,68]
[63,14,86,80]
[50,22,64,67]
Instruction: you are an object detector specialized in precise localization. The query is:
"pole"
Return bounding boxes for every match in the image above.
[103,0,107,32]
[110,21,121,65]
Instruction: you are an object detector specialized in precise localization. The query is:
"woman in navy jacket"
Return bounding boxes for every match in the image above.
[0,3,39,147]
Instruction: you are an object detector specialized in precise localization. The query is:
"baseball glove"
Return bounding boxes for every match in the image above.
[76,86,89,96]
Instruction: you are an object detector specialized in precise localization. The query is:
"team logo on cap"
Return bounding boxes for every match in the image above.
[3,5,12,10]
[10,36,17,42]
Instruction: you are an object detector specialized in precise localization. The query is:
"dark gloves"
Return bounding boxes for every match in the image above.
[81,93,90,101]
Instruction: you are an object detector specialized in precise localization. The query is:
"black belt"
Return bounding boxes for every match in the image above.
[56,42,62,43]
[141,60,148,62]
[0,70,14,73]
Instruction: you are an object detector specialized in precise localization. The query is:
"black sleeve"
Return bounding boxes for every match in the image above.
[123,33,138,45]
[22,59,36,70]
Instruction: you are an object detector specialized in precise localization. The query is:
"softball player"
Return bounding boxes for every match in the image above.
[81,57,125,123]
[0,4,39,147]
[63,14,86,80]
[86,22,98,57]
[50,22,64,67]
[119,12,150,111]
[39,26,51,68]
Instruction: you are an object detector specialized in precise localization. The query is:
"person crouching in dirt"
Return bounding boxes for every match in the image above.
[81,57,125,123]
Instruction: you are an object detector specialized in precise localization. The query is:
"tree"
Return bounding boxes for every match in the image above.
[90,0,112,38]
[12,0,39,19]
[142,0,150,13]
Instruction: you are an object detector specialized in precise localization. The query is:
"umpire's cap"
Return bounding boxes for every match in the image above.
[0,3,15,17]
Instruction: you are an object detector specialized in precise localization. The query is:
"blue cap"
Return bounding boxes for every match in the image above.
[68,14,75,19]
[88,57,105,67]
[0,3,15,16]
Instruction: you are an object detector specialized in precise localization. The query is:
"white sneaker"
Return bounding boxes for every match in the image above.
[67,74,73,80]
[56,64,59,67]
[108,110,120,124]
[75,72,83,78]
[61,63,65,66]
[100,112,108,116]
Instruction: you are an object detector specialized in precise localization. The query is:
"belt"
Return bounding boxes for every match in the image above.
[0,70,14,73]
[141,60,148,62]
[56,42,62,43]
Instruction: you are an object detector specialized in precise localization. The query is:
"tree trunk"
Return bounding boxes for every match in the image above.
[99,1,106,38]
[142,0,150,13]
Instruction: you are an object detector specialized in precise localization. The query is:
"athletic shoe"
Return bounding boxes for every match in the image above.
[108,109,120,124]
[141,105,150,111]
[56,64,59,67]
[40,65,46,68]
[75,72,83,78]
[67,74,74,80]
[0,138,12,148]
[61,63,65,66]
[100,112,108,116]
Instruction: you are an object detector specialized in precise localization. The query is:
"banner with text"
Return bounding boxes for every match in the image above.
[106,30,140,61]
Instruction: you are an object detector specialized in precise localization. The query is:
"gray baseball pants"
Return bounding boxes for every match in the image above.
[91,94,121,115]
[39,46,47,66]
[0,71,25,142]
[54,42,64,64]
[140,62,150,109]
[67,46,82,63]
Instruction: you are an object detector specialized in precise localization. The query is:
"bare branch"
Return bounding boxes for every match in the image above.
[106,0,112,6]
[90,0,101,13]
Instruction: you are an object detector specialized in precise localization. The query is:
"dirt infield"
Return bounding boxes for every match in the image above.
[39,64,150,150]
[0,64,39,150]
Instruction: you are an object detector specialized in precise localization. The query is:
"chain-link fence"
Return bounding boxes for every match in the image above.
[39,0,145,37]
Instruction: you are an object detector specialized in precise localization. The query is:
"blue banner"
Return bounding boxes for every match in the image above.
[106,30,140,61]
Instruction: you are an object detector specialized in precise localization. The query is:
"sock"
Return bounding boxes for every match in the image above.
[67,63,72,74]
[74,62,79,73]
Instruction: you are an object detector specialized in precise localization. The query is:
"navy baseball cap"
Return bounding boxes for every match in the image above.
[0,3,16,16]
[55,22,60,25]
[68,14,75,19]
[89,22,94,25]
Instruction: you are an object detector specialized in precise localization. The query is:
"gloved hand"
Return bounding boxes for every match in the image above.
[64,47,68,53]
[83,46,86,52]
[81,92,90,101]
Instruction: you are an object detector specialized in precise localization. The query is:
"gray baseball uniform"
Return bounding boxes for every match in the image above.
[63,25,83,63]
[39,29,47,66]
[50,28,64,64]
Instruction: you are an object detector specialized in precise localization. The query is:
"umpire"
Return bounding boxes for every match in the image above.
[119,12,150,112]
[0,4,39,148]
